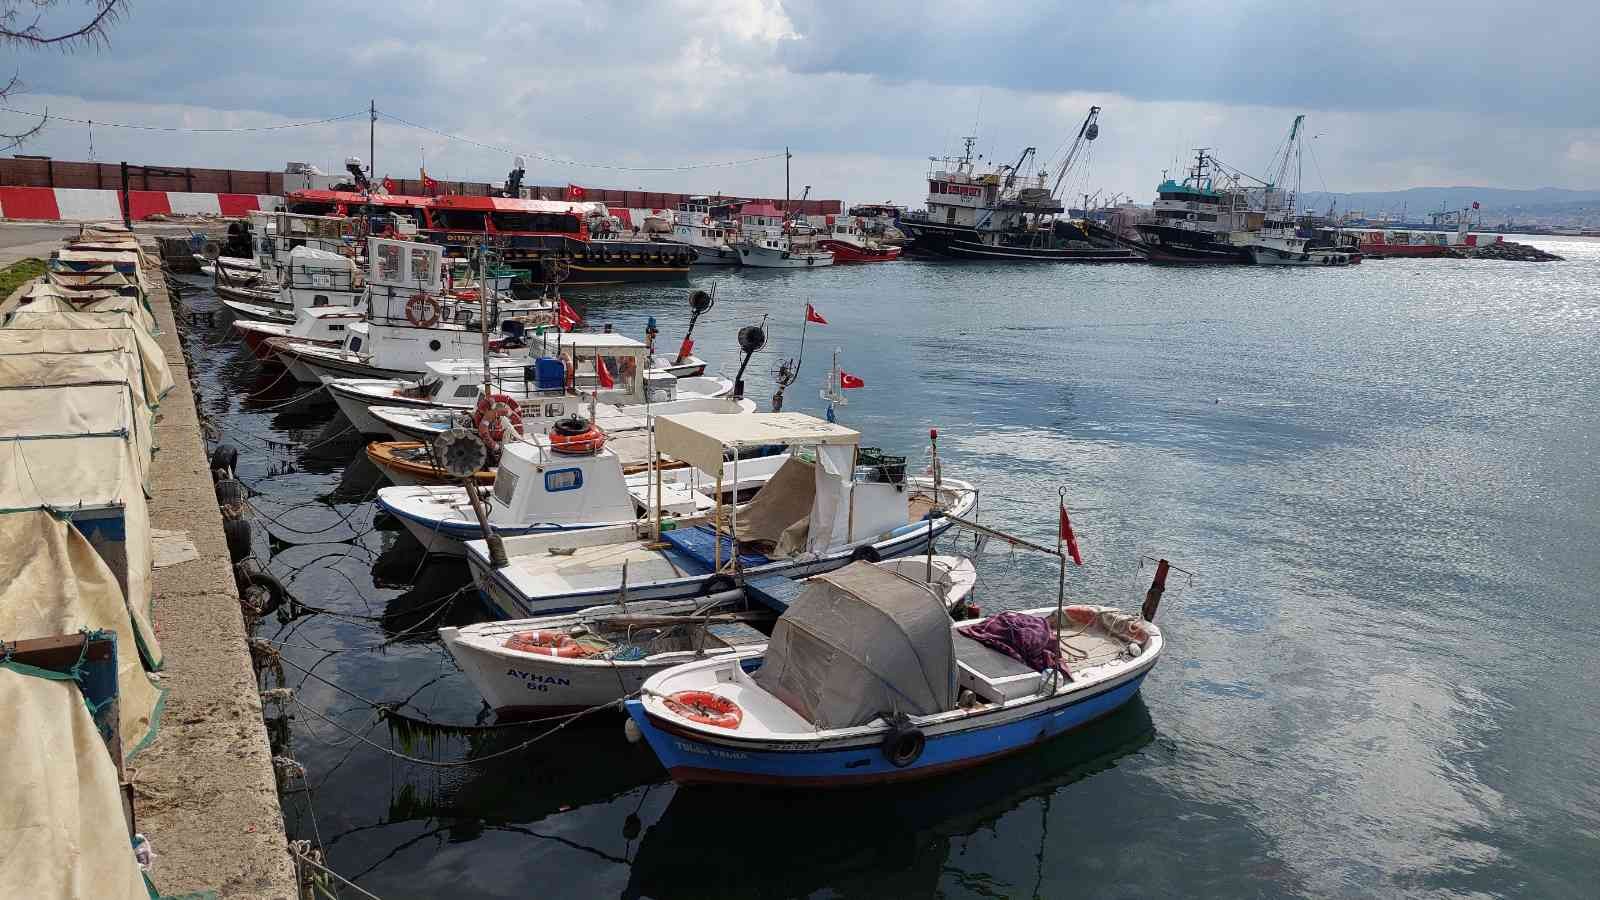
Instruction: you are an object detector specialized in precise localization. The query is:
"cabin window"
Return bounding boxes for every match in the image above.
[493,468,519,505]
[490,212,580,233]
[453,384,479,399]
[313,294,329,306]
[409,248,433,284]
[377,244,403,282]
[432,210,486,231]
[428,339,442,351]
[328,323,345,332]
[545,468,583,493]
[348,337,363,352]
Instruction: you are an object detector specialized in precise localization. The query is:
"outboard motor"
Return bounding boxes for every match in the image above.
[732,324,766,400]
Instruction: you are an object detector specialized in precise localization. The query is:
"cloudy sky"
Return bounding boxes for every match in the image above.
[4,0,1597,207]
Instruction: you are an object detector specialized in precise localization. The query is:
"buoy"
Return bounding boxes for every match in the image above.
[623,717,642,744]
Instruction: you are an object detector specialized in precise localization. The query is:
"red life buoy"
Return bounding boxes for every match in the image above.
[549,416,605,454]
[665,690,742,729]
[405,292,440,328]
[473,392,523,448]
[503,630,585,657]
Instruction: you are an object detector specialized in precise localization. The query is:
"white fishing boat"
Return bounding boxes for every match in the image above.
[736,229,834,268]
[323,333,730,435]
[440,556,977,717]
[378,424,785,556]
[465,412,978,619]
[625,560,1165,786]
[213,211,354,305]
[1236,115,1353,267]
[662,197,742,266]
[216,245,363,323]
[266,237,554,383]
[232,305,363,365]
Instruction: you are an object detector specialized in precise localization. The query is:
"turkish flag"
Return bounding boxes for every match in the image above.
[420,168,440,195]
[556,297,582,332]
[805,303,828,325]
[839,371,864,389]
[566,184,587,202]
[380,177,396,194]
[596,355,614,389]
[1059,501,1084,566]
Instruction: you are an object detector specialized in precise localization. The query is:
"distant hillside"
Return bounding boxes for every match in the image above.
[1300,187,1600,219]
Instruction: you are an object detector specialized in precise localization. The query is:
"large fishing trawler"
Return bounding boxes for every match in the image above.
[1131,150,1258,264]
[900,108,1139,262]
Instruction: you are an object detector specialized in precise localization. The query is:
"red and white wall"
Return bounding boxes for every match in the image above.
[0,186,284,223]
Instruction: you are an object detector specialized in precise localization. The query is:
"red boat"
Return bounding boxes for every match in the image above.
[285,189,695,284]
[815,220,902,263]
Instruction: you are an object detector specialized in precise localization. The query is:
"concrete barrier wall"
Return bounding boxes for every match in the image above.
[0,186,284,222]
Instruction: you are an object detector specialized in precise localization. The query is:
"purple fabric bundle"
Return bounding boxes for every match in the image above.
[962,612,1066,674]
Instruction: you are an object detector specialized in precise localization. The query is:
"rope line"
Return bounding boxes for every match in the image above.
[0,105,365,132]
[290,695,627,767]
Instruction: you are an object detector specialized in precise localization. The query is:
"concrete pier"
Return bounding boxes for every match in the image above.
[132,243,298,898]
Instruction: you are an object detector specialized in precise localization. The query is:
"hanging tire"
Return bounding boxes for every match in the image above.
[234,558,287,614]
[223,516,252,563]
[883,721,926,768]
[703,574,738,595]
[214,477,247,509]
[850,545,881,563]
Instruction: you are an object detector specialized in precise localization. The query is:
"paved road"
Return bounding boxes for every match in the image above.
[0,220,223,267]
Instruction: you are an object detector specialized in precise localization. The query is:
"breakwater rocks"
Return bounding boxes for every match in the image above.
[1471,241,1564,261]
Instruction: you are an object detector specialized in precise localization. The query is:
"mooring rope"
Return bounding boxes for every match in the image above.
[289,694,630,767]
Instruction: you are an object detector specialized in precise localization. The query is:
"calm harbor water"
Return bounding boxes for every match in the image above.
[180,237,1600,899]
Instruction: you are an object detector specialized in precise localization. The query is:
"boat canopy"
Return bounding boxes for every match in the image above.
[753,561,957,728]
[0,311,174,404]
[653,412,857,479]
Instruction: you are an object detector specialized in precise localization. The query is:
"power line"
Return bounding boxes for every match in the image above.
[0,105,366,132]
[377,111,788,172]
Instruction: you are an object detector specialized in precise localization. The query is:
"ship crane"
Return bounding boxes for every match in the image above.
[1048,105,1102,202]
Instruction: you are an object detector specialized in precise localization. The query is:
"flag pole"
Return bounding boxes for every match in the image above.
[1056,486,1067,625]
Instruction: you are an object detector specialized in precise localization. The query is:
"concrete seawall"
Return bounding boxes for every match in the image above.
[134,244,298,898]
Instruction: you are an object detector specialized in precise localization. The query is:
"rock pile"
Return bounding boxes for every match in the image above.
[1472,241,1563,261]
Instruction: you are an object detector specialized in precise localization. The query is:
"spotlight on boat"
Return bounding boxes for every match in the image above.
[689,290,714,314]
[732,324,767,400]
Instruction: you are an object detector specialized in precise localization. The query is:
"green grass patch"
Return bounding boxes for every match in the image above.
[0,258,47,296]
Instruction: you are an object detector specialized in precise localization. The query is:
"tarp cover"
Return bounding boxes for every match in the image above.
[0,377,161,670]
[0,510,164,757]
[0,666,150,900]
[753,561,956,728]
[2,311,174,403]
[734,456,815,549]
[654,412,857,478]
[0,360,155,478]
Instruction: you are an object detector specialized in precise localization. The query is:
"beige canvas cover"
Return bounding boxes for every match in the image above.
[0,666,150,900]
[2,283,156,334]
[753,561,957,728]
[0,378,161,669]
[654,412,858,478]
[0,359,156,472]
[2,310,174,402]
[0,510,164,757]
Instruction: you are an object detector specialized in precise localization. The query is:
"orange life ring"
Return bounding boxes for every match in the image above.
[405,292,440,328]
[503,630,584,657]
[549,417,606,454]
[665,690,743,729]
[473,392,523,448]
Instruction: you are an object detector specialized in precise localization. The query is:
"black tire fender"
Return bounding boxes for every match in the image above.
[850,545,881,563]
[883,720,926,768]
[223,516,252,563]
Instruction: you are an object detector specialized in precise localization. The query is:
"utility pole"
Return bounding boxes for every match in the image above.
[369,99,376,181]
